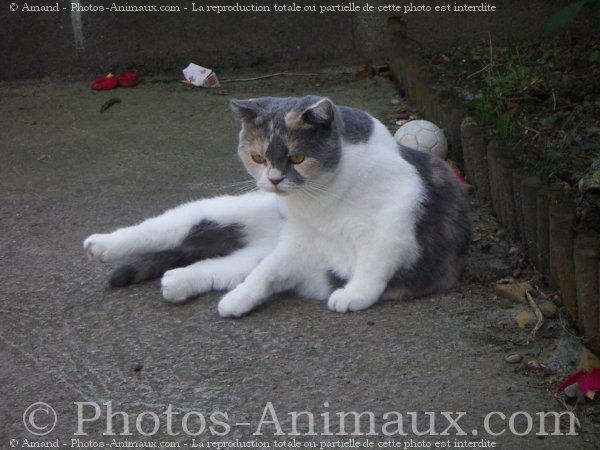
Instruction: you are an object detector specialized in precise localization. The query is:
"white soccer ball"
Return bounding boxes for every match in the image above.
[394,120,448,159]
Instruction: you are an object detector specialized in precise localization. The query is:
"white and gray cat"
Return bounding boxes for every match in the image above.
[84,96,471,317]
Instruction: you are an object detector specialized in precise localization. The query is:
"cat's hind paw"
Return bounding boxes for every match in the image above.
[84,234,121,263]
[327,288,377,313]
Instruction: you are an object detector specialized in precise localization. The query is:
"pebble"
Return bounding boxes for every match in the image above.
[505,354,523,364]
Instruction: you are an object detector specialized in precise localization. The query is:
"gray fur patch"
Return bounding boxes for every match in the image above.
[338,106,374,144]
[109,221,246,287]
[231,96,357,179]
[386,146,471,299]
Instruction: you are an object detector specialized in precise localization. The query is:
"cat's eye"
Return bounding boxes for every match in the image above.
[251,154,266,164]
[289,154,306,164]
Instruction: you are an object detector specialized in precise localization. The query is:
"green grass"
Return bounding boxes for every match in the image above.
[471,43,550,159]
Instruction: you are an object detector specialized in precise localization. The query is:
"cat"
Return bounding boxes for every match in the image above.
[84,95,471,317]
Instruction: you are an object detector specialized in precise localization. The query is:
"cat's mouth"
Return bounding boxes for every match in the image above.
[259,182,293,195]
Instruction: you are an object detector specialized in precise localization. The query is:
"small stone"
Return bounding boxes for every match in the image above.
[391,99,401,105]
[505,354,523,364]
[525,358,544,371]
[133,363,144,372]
[516,311,536,328]
[538,300,559,318]
[464,315,472,321]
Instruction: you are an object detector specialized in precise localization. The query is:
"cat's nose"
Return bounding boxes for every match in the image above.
[269,177,284,186]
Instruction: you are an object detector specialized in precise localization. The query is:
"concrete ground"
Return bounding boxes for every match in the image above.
[1,71,598,449]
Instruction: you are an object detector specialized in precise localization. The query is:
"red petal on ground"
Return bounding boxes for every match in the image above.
[579,368,600,399]
[91,74,118,91]
[557,370,586,394]
[117,72,140,88]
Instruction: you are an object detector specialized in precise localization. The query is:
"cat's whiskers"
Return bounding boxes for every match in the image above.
[230,186,259,196]
[297,182,340,207]
[220,179,259,196]
[221,179,257,188]
[303,180,341,202]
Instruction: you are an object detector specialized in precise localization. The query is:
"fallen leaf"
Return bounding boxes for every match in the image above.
[472,228,497,242]
[432,53,450,65]
[507,102,520,117]
[495,281,534,304]
[579,349,600,372]
[397,110,411,120]
[356,64,377,79]
[538,300,559,318]
[516,310,536,328]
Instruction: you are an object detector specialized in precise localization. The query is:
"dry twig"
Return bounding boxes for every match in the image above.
[523,125,542,135]
[222,72,319,83]
[467,35,495,79]
[526,290,545,338]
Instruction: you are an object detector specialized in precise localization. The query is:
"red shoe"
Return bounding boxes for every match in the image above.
[117,72,140,88]
[91,73,118,90]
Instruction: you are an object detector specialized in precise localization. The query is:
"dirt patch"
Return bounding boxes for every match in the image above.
[425,32,600,232]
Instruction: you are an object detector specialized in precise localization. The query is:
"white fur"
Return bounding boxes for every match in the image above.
[84,192,280,261]
[219,118,424,316]
[84,191,281,304]
[84,116,425,317]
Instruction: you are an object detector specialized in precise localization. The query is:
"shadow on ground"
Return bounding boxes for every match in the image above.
[1,70,598,448]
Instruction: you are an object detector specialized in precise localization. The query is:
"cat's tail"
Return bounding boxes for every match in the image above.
[109,221,246,287]
[109,250,195,287]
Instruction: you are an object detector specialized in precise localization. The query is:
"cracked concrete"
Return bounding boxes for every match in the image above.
[1,70,598,448]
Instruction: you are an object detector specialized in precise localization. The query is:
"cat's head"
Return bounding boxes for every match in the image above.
[231,96,344,195]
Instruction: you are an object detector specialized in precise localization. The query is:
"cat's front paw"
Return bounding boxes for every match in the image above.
[327,288,377,313]
[161,268,206,303]
[218,287,255,318]
[83,233,121,262]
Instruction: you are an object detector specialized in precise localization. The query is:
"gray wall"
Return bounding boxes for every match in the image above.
[0,0,594,80]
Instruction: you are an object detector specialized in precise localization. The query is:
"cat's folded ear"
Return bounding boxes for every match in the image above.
[230,99,262,123]
[290,97,344,131]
